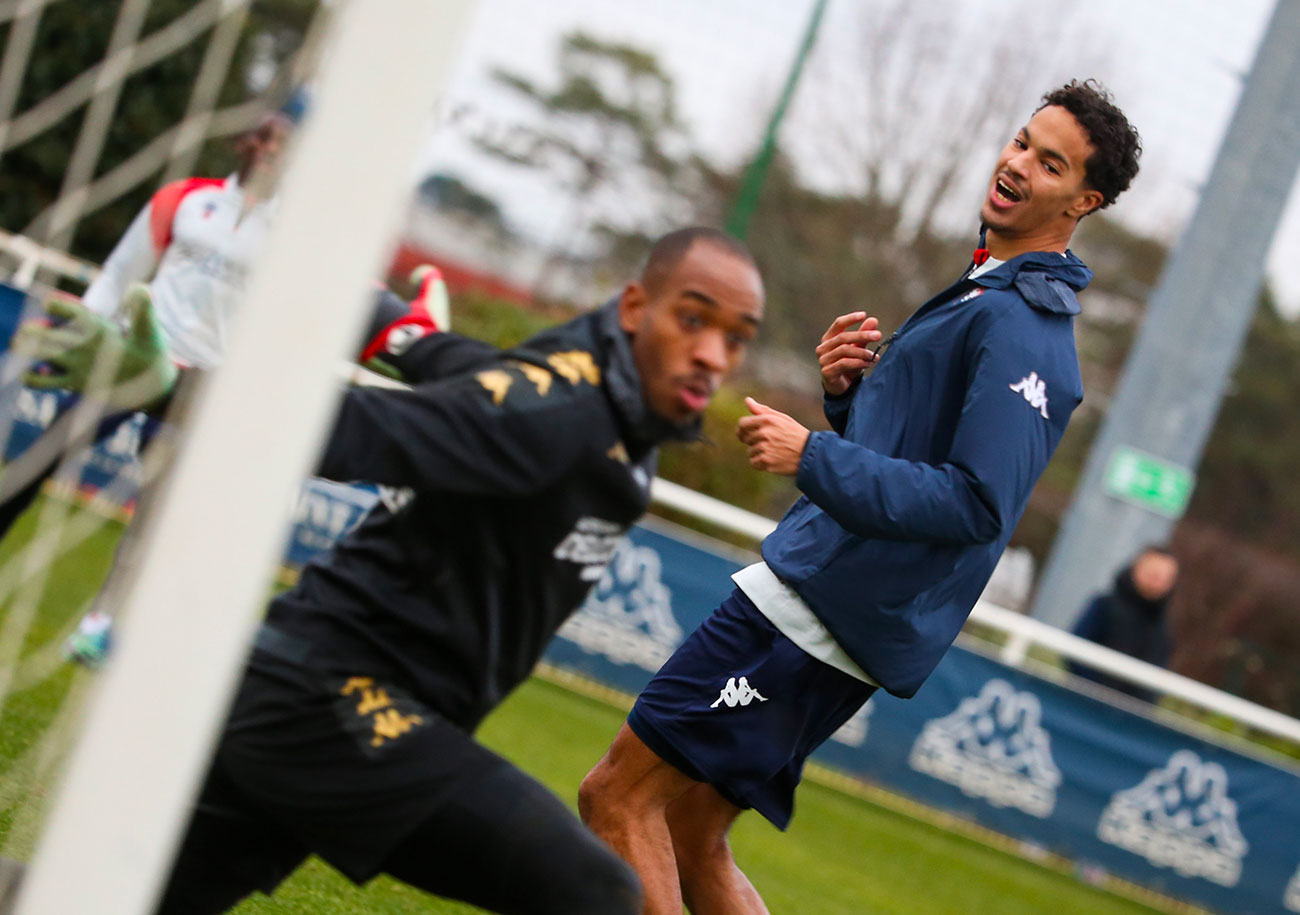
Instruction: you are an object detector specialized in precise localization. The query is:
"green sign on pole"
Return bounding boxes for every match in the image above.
[1102,446,1195,518]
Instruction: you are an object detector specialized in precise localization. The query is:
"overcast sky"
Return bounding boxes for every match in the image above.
[421,0,1299,314]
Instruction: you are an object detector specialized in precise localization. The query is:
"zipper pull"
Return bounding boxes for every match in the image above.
[871,331,899,360]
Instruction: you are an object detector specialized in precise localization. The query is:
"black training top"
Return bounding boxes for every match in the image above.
[261,302,679,731]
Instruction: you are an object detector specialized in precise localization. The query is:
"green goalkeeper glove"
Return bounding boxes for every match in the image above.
[14,283,179,410]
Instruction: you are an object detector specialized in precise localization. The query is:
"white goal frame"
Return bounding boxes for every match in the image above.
[14,2,477,912]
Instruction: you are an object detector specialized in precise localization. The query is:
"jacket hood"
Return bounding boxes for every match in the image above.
[595,297,700,451]
[971,249,1092,316]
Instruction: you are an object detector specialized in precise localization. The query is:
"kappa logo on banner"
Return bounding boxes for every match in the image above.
[558,540,683,671]
[908,679,1061,818]
[1097,749,1248,887]
[1286,861,1300,913]
[830,702,874,748]
[15,388,58,427]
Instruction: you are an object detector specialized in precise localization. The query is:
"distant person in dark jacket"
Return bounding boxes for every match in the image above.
[1069,545,1178,699]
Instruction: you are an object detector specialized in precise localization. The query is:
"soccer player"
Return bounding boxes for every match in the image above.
[578,80,1142,914]
[4,90,452,664]
[0,98,301,665]
[98,227,759,914]
[1,97,299,530]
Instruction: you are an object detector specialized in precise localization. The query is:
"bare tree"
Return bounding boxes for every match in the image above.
[470,31,699,292]
[789,0,1111,245]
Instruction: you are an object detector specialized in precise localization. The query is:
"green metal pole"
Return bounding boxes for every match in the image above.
[725,0,830,240]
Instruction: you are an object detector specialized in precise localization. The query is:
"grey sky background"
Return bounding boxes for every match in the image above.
[420,0,1298,314]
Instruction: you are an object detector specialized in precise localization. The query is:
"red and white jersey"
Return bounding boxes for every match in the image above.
[81,174,276,370]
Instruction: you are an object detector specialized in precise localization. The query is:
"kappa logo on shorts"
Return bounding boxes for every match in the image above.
[710,676,768,708]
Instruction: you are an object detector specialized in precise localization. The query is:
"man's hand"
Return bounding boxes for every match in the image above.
[816,312,882,396]
[736,397,810,476]
[360,264,448,379]
[14,284,178,410]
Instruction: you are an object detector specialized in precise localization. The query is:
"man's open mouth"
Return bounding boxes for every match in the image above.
[995,177,1023,203]
[678,379,714,413]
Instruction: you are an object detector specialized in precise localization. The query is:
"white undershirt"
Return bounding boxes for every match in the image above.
[968,255,1005,279]
[732,562,879,685]
[968,251,1066,281]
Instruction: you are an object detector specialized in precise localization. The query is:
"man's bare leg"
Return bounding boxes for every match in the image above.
[580,724,694,914]
[581,724,768,915]
[666,782,768,915]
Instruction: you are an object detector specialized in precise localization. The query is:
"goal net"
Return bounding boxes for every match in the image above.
[0,2,475,912]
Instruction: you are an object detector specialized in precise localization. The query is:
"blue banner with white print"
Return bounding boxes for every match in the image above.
[537,514,1300,915]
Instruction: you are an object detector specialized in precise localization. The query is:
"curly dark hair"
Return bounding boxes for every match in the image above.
[1037,79,1142,211]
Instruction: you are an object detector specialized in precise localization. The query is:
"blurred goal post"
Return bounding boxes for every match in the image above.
[9,2,476,913]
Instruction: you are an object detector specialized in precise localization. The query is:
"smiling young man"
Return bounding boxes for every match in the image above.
[144,227,764,914]
[579,80,1141,914]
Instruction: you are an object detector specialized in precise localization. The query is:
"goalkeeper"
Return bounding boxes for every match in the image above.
[1,94,455,665]
[23,227,765,915]
[0,98,299,666]
[0,98,301,539]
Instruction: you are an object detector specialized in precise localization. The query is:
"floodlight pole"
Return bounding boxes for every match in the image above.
[725,0,829,240]
[1030,0,1300,629]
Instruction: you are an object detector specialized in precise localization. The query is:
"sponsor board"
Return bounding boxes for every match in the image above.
[830,702,874,748]
[1097,749,1248,887]
[909,679,1060,817]
[558,539,683,672]
[1285,861,1300,912]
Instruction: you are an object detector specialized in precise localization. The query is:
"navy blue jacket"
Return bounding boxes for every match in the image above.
[763,250,1091,697]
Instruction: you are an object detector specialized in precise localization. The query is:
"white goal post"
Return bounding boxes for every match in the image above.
[14,2,477,913]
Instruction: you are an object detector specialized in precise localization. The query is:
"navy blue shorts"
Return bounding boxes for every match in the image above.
[628,589,875,829]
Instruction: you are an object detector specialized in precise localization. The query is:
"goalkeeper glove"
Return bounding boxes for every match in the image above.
[14,284,179,410]
[360,264,448,378]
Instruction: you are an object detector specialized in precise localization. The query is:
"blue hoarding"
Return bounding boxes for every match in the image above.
[549,519,1300,915]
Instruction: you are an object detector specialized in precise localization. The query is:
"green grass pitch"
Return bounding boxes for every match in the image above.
[0,499,1170,914]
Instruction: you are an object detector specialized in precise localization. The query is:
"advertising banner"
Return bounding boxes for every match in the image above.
[550,520,1300,915]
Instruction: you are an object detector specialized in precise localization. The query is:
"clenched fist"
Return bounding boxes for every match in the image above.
[736,397,809,476]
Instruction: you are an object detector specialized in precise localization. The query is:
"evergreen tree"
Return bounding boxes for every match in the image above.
[0,1,316,265]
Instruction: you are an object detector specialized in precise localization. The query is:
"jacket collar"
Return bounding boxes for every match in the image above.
[595,298,701,454]
[520,299,698,459]
[966,227,1093,316]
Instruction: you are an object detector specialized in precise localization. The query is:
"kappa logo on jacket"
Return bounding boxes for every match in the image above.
[1009,371,1050,419]
[710,676,768,708]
